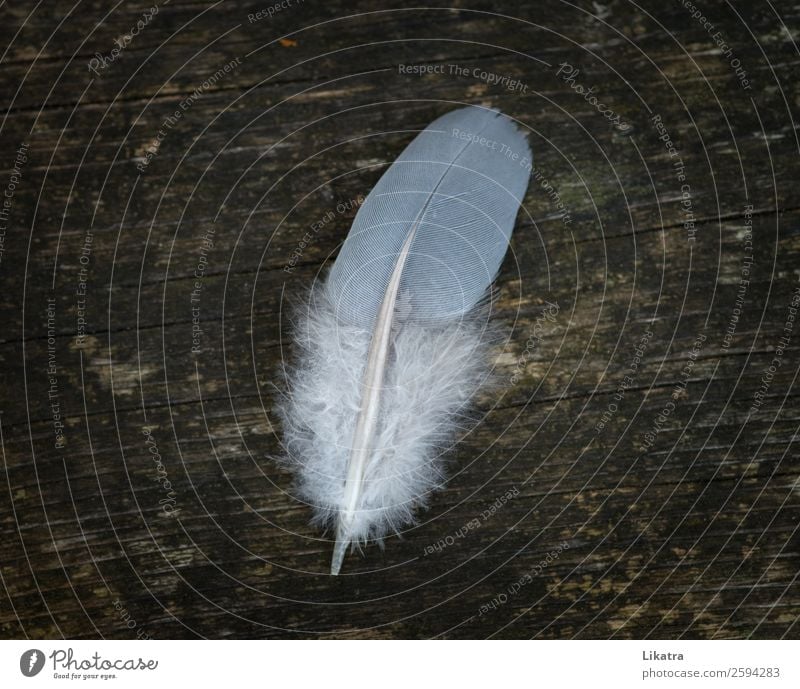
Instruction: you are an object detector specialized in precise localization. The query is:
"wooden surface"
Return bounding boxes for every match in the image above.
[1,0,799,639]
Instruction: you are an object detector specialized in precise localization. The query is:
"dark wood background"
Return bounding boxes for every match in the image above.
[1,0,798,639]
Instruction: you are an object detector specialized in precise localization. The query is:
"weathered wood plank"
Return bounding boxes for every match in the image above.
[1,0,799,639]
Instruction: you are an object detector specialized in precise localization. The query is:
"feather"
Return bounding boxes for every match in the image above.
[277,106,531,574]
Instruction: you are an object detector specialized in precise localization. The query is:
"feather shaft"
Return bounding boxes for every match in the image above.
[331,220,420,574]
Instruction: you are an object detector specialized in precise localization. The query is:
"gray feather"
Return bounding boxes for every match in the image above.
[279,106,531,574]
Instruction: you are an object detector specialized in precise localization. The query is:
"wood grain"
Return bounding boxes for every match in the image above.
[1,0,798,639]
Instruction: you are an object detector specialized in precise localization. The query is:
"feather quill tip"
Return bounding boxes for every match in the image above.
[330,529,349,576]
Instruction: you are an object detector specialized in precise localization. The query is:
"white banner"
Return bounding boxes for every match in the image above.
[0,640,797,688]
